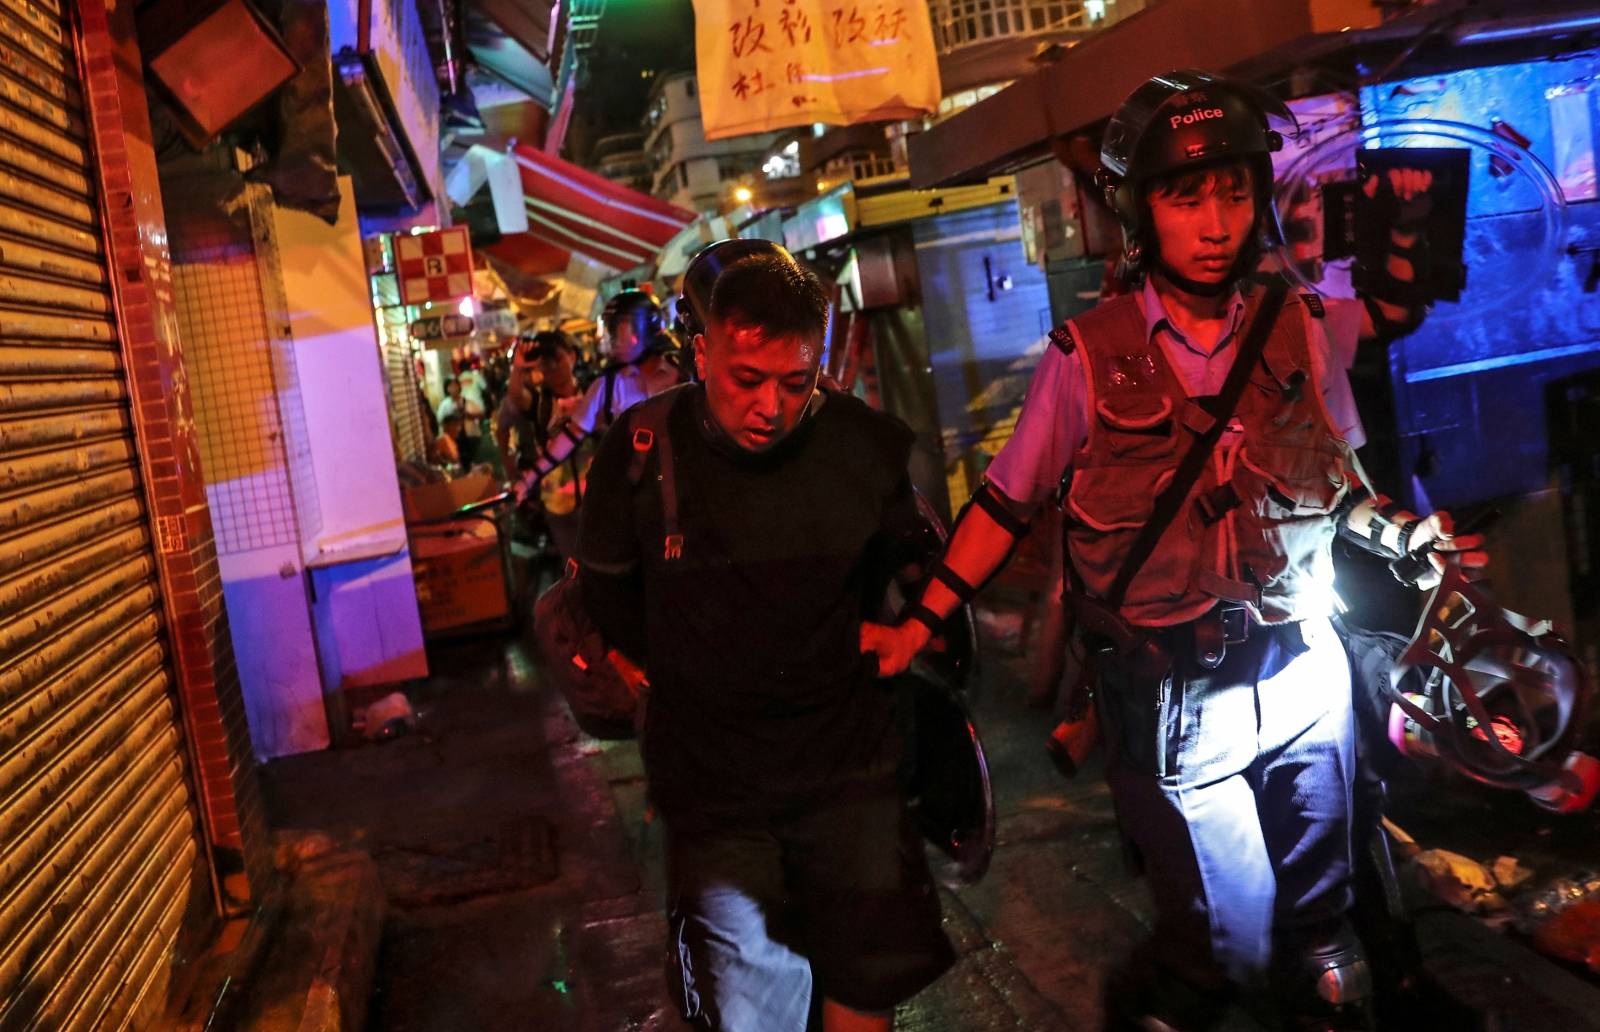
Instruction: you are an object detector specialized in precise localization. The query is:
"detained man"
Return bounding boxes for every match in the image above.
[576,245,954,1032]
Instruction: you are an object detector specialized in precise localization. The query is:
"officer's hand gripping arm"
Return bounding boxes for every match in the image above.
[861,481,1034,677]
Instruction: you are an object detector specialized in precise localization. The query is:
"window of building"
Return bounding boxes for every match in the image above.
[929,0,1138,51]
[763,140,801,180]
[822,149,900,182]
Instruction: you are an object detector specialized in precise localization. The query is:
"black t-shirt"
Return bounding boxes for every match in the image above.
[578,385,920,827]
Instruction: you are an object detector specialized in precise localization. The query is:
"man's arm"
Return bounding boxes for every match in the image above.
[494,408,517,483]
[863,336,1086,676]
[514,384,598,501]
[1335,481,1487,586]
[1356,167,1435,346]
[862,482,1036,676]
[576,419,648,663]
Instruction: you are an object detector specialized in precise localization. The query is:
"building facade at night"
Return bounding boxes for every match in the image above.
[644,70,786,213]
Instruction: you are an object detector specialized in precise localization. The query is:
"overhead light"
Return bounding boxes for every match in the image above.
[733,185,753,203]
[458,296,476,317]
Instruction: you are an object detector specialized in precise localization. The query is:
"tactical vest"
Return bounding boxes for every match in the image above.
[1062,288,1352,627]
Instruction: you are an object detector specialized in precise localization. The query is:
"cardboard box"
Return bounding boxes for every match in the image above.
[401,471,501,523]
[404,473,510,633]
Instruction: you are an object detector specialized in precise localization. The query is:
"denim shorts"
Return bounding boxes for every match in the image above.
[663,781,954,1031]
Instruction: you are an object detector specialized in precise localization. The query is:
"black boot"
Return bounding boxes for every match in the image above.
[1272,925,1376,1032]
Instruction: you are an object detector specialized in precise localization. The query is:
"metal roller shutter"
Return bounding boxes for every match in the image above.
[0,1,205,1028]
[374,266,429,464]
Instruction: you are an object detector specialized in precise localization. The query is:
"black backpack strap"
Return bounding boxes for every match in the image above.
[600,368,614,426]
[624,385,691,560]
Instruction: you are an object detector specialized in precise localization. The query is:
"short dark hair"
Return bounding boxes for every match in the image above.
[444,376,459,390]
[708,253,829,342]
[526,330,575,359]
[441,413,463,428]
[1148,158,1254,200]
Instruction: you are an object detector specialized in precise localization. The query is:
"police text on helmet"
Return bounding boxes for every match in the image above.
[1170,107,1225,129]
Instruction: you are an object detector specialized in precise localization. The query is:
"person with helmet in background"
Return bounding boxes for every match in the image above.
[512,289,683,503]
[862,70,1486,1030]
[500,330,588,558]
[575,240,954,1032]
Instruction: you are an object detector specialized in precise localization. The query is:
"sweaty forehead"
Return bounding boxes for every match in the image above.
[713,321,819,363]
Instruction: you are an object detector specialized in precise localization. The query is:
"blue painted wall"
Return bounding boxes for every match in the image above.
[911,202,1054,498]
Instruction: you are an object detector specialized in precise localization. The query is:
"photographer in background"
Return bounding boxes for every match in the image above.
[500,330,587,559]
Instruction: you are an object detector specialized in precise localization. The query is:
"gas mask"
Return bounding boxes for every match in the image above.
[1387,565,1599,813]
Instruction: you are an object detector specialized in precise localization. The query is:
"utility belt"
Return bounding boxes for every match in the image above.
[1070,594,1255,681]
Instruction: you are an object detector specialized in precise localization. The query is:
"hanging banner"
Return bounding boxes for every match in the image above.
[691,0,941,141]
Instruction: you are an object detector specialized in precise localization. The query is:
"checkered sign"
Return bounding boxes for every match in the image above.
[396,227,474,307]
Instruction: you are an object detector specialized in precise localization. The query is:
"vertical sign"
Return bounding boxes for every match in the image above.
[692,0,941,142]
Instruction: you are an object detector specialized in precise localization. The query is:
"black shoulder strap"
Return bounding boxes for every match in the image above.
[624,385,690,560]
[602,367,618,426]
[1103,278,1290,609]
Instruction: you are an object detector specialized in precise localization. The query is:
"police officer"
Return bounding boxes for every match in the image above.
[864,70,1484,1030]
[512,289,682,503]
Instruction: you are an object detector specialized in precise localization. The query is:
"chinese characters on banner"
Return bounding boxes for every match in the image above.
[691,0,941,141]
[396,227,475,307]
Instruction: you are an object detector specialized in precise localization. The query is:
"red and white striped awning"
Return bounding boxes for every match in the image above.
[498,142,694,272]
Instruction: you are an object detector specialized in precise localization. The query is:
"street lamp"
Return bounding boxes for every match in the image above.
[733,185,754,204]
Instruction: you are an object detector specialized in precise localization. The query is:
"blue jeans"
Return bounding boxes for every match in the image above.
[1102,616,1357,990]
[663,782,953,1032]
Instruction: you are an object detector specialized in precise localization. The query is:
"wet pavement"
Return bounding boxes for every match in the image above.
[258,575,1600,1031]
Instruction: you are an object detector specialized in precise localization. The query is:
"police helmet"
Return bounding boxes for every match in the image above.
[676,238,796,338]
[601,288,663,346]
[1097,69,1294,279]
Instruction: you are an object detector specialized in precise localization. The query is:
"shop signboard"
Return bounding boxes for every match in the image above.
[397,227,475,306]
[783,184,855,253]
[409,314,475,341]
[477,303,518,338]
[691,0,940,141]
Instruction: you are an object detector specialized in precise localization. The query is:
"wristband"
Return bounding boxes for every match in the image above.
[928,561,979,604]
[898,602,944,637]
[1397,517,1423,555]
[973,484,1031,539]
[1331,485,1371,526]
